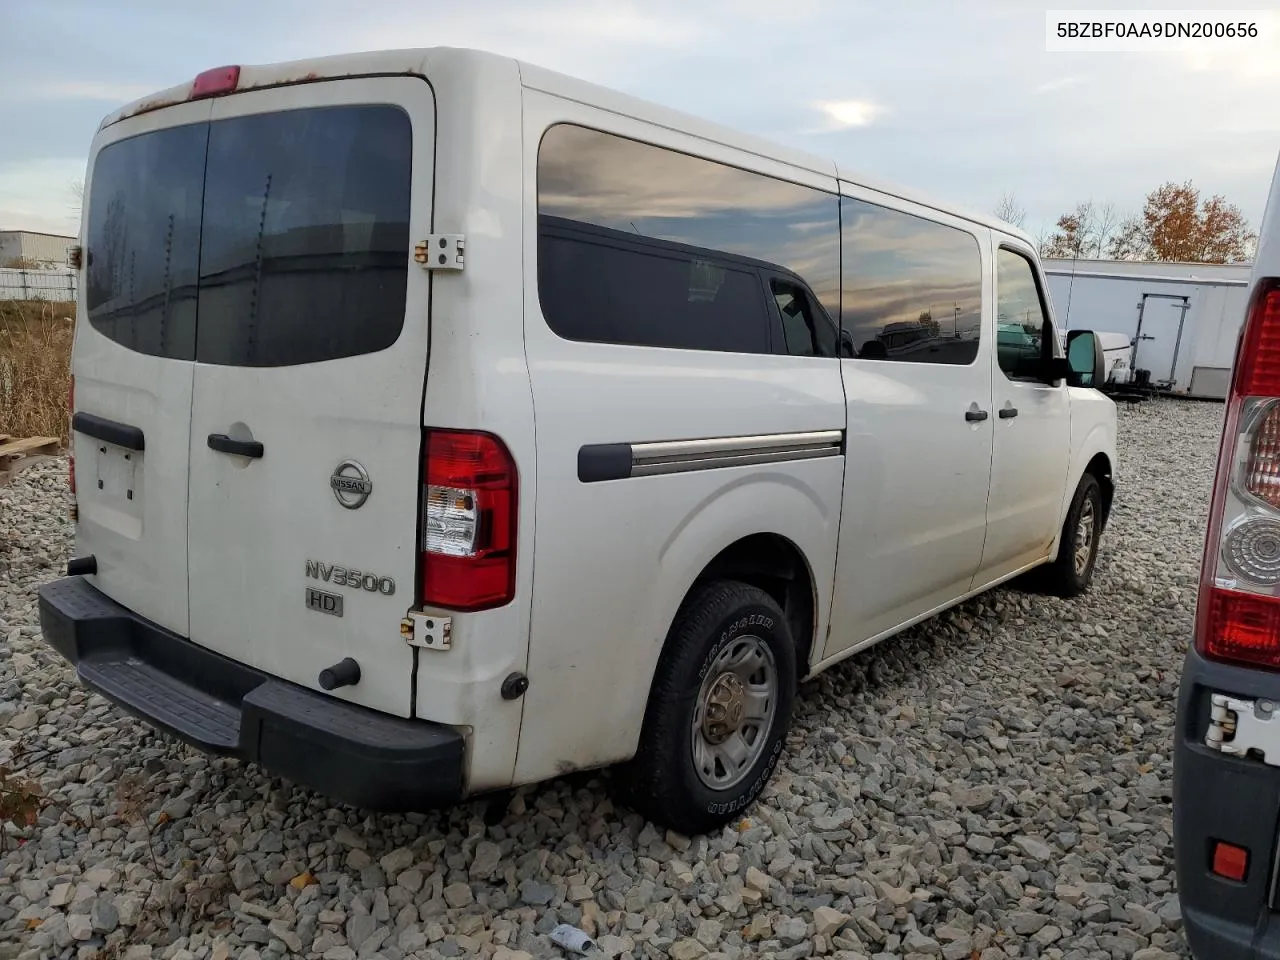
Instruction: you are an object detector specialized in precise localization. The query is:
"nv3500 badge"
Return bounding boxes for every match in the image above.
[306,560,395,595]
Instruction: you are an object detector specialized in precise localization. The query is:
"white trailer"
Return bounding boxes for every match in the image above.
[1044,258,1251,399]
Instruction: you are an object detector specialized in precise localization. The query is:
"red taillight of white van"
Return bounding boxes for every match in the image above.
[1197,279,1280,668]
[420,430,517,611]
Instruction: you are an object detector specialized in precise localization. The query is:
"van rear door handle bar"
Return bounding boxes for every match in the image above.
[73,412,144,451]
[208,434,264,459]
[999,407,1019,419]
[965,409,989,423]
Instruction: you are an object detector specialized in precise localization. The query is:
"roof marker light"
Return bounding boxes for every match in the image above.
[190,66,240,100]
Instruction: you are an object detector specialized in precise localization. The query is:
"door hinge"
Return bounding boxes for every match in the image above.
[1207,693,1280,764]
[401,611,452,651]
[415,235,465,271]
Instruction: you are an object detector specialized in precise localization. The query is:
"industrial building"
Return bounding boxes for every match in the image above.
[1045,258,1251,400]
[0,229,76,268]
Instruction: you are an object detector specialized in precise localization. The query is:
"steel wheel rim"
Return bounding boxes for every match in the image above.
[1074,498,1097,577]
[691,635,778,791]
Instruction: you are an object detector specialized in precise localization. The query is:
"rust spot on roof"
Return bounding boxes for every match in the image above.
[125,93,187,119]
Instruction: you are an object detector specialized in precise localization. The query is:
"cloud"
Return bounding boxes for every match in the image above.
[0,158,85,234]
[31,81,158,103]
[1033,76,1081,95]
[3,0,1279,245]
[814,100,886,131]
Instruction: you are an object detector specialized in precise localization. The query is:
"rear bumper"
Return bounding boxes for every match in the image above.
[38,576,465,812]
[1175,647,1280,959]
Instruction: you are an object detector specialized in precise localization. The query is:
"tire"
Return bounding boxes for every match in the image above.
[1036,472,1104,597]
[618,579,797,835]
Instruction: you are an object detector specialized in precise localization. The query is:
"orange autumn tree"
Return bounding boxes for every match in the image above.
[1109,181,1255,263]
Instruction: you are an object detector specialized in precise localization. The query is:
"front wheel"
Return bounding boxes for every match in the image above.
[618,580,797,835]
[1037,472,1104,597]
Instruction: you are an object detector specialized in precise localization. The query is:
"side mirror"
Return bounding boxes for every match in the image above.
[1065,330,1106,388]
[1046,356,1073,383]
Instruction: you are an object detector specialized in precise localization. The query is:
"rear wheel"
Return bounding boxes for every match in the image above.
[618,580,797,835]
[1036,472,1104,597]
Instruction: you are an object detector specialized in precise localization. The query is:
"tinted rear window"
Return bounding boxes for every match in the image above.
[86,123,208,360]
[198,105,411,366]
[85,104,412,367]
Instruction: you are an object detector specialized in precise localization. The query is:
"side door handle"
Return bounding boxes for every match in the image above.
[999,407,1019,419]
[208,434,264,459]
[965,408,989,423]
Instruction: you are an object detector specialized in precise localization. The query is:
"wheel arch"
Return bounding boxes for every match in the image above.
[1085,450,1115,529]
[689,532,819,678]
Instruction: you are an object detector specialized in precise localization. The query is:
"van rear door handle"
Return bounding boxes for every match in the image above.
[999,407,1019,419]
[208,434,264,459]
[965,408,989,422]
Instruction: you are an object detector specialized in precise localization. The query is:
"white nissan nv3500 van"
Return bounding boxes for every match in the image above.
[40,47,1118,834]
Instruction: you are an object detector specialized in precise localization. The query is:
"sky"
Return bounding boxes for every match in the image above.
[2,0,1278,244]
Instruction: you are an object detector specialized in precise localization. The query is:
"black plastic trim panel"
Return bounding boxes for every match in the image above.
[72,412,145,451]
[38,576,465,812]
[1175,646,1280,959]
[578,443,633,482]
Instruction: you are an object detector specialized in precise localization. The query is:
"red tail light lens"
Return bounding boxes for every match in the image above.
[420,430,517,611]
[1203,587,1280,669]
[190,66,240,100]
[1236,282,1280,397]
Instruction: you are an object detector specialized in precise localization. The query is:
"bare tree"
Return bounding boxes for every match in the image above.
[993,193,1026,229]
[68,179,84,226]
[1041,200,1122,260]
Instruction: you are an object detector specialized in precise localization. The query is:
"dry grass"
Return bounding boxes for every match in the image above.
[0,300,73,443]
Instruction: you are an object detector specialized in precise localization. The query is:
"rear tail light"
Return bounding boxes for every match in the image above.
[420,430,517,611]
[1236,284,1280,396]
[1204,590,1280,669]
[68,375,75,495]
[1244,402,1280,508]
[1197,278,1280,668]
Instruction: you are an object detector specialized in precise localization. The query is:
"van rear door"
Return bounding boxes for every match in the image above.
[185,78,433,717]
[74,98,214,638]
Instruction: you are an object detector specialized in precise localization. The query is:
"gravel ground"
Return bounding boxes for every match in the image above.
[0,398,1222,960]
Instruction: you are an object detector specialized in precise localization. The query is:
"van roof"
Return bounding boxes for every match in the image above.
[101,46,1035,247]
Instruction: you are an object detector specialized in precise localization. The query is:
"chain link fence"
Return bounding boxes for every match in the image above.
[0,267,77,302]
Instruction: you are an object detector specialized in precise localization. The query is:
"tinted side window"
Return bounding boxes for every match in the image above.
[539,222,770,354]
[538,124,840,319]
[772,280,837,358]
[197,105,411,367]
[86,123,208,360]
[996,248,1050,381]
[840,198,983,365]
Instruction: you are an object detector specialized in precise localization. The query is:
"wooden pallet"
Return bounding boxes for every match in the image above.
[0,436,60,485]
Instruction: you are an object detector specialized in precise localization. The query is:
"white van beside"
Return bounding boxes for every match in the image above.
[41,47,1117,834]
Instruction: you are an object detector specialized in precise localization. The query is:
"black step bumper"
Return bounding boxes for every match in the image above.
[1175,647,1280,959]
[38,576,465,812]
